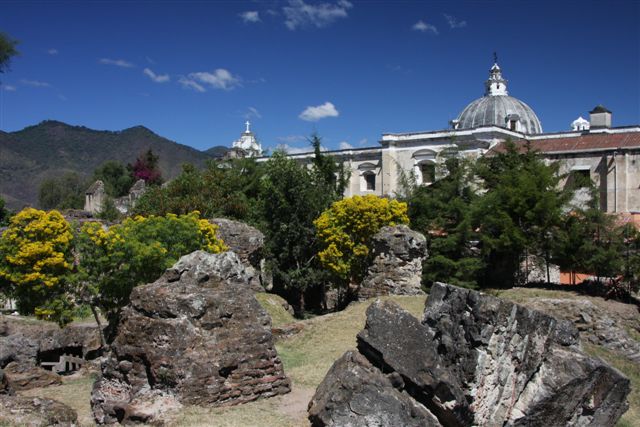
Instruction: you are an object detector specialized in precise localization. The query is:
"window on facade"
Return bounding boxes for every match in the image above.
[420,163,436,185]
[509,120,517,131]
[568,169,591,189]
[364,172,376,191]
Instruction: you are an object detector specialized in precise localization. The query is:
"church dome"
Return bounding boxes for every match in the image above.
[455,62,542,134]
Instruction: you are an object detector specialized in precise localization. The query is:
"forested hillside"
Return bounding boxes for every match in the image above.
[0,120,214,209]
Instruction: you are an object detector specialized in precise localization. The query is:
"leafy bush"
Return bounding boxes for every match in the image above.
[315,195,409,287]
[74,212,226,319]
[0,208,75,324]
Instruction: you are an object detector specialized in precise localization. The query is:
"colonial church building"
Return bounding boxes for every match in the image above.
[281,61,640,220]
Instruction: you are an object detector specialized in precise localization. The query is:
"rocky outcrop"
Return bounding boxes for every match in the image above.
[308,351,441,426]
[358,225,427,300]
[3,361,62,390]
[210,218,264,268]
[91,250,290,424]
[0,395,78,426]
[515,297,640,364]
[211,218,270,291]
[310,283,630,426]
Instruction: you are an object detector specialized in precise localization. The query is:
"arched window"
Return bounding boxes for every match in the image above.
[363,171,376,191]
[358,162,378,192]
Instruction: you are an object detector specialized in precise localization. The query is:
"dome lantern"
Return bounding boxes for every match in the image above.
[454,57,543,134]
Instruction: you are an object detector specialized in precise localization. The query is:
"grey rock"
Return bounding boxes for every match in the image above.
[0,395,77,426]
[359,225,427,300]
[91,250,290,424]
[0,332,40,368]
[0,367,12,395]
[210,218,264,268]
[308,351,441,427]
[310,283,630,427]
[3,361,62,390]
[357,300,471,426]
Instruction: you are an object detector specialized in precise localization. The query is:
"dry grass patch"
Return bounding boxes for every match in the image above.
[276,295,426,389]
[19,373,97,427]
[584,344,640,427]
[254,292,295,328]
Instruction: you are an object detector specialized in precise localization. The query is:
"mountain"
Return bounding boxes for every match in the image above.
[203,145,230,158]
[0,120,216,210]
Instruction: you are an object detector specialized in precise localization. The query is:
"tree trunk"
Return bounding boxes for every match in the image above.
[90,304,106,349]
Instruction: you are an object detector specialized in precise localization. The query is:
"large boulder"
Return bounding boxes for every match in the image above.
[3,361,62,391]
[211,218,270,291]
[0,395,78,426]
[358,225,427,300]
[310,283,630,426]
[210,218,264,268]
[91,250,290,424]
[308,351,441,427]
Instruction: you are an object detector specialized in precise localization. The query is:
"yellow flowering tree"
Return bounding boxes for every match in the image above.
[74,211,226,323]
[0,208,75,324]
[314,195,409,293]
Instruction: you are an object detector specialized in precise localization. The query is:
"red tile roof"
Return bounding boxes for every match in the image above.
[529,131,640,153]
[490,129,640,155]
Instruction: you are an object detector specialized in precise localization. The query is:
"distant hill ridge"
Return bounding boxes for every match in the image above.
[0,120,222,209]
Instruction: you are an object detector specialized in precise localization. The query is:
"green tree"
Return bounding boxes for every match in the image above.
[0,208,75,325]
[0,32,19,76]
[315,195,409,294]
[0,196,10,226]
[93,160,133,198]
[133,159,264,222]
[473,141,569,287]
[553,187,624,286]
[405,158,483,289]
[38,172,89,210]
[259,143,347,314]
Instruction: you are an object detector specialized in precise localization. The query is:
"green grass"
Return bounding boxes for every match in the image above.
[254,292,296,328]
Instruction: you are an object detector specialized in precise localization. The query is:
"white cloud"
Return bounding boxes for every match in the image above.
[240,10,261,23]
[244,106,262,119]
[20,79,51,88]
[143,68,170,83]
[1,85,17,91]
[358,138,368,146]
[178,76,206,93]
[412,20,438,34]
[299,101,339,121]
[339,141,354,150]
[444,14,467,28]
[47,48,58,55]
[283,0,353,30]
[99,58,135,68]
[180,69,241,91]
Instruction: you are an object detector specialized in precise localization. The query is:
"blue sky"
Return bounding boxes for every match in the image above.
[0,0,639,153]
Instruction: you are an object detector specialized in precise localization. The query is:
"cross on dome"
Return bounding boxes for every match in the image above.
[245,120,251,133]
[485,54,508,96]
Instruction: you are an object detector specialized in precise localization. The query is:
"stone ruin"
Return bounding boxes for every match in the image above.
[91,250,291,424]
[358,224,427,300]
[0,316,103,426]
[84,179,147,215]
[309,283,631,426]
